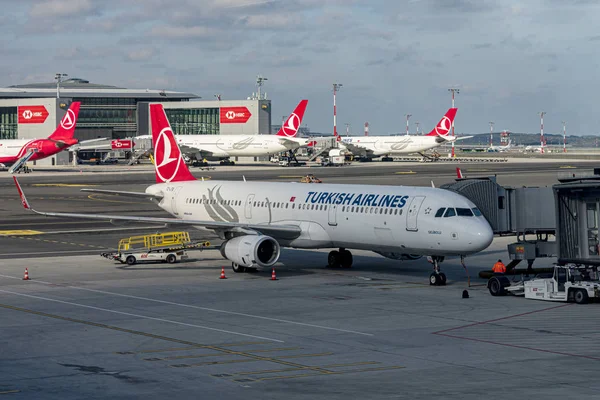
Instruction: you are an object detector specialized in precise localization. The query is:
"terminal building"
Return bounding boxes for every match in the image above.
[0,78,272,165]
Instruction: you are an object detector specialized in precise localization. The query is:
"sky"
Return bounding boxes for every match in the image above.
[1,0,599,135]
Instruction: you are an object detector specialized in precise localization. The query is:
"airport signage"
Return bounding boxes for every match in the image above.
[220,107,251,124]
[18,105,49,124]
[111,139,134,150]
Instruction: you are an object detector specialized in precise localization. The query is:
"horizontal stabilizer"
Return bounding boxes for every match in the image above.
[81,189,164,199]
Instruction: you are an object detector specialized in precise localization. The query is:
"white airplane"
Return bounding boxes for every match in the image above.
[151,100,310,165]
[339,108,471,160]
[14,104,494,285]
[487,139,512,152]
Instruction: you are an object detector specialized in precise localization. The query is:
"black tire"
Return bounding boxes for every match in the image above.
[232,263,246,273]
[573,289,589,304]
[340,250,353,268]
[439,272,447,286]
[328,251,341,268]
[488,277,505,296]
[166,254,176,264]
[429,272,440,286]
[126,255,136,265]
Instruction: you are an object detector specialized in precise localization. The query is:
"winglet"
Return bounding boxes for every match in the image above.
[456,167,464,179]
[276,100,308,137]
[425,108,458,137]
[13,177,31,210]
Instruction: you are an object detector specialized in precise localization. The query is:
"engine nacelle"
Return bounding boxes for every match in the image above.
[375,251,422,261]
[220,235,280,268]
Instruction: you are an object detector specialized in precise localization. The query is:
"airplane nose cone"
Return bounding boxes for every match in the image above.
[471,220,494,252]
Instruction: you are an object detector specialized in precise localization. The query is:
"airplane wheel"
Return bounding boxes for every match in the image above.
[340,250,353,268]
[328,251,341,268]
[232,263,246,273]
[429,272,440,286]
[438,272,447,286]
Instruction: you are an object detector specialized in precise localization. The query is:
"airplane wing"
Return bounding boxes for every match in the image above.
[14,177,301,240]
[340,142,373,157]
[278,137,309,146]
[81,189,164,200]
[435,135,473,143]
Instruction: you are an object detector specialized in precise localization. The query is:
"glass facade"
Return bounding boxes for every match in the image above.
[74,97,138,134]
[0,107,17,139]
[165,108,220,135]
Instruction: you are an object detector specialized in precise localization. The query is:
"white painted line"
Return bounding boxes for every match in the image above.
[0,288,284,343]
[0,250,106,256]
[0,274,373,336]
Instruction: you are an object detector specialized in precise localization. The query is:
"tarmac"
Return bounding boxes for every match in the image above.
[1,159,600,399]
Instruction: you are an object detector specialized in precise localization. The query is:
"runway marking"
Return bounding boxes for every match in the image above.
[0,275,373,336]
[32,184,99,187]
[117,341,270,355]
[466,169,489,172]
[232,362,380,376]
[559,166,576,169]
[0,390,20,395]
[154,347,301,361]
[0,302,335,374]
[0,289,284,343]
[394,171,416,175]
[0,236,106,249]
[278,176,304,178]
[0,250,103,256]
[255,366,405,381]
[0,230,43,236]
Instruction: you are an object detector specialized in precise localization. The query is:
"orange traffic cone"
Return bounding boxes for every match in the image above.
[23,268,30,280]
[270,268,277,281]
[219,266,227,280]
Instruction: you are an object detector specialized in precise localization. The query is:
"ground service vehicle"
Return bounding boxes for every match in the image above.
[101,231,210,265]
[300,174,322,183]
[488,265,600,304]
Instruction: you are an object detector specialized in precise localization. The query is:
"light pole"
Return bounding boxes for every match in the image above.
[562,121,567,153]
[539,111,546,154]
[214,94,221,101]
[415,122,420,135]
[256,74,268,99]
[55,73,68,99]
[489,121,494,147]
[333,83,343,139]
[364,122,369,136]
[405,114,412,136]
[448,88,460,157]
[345,123,350,137]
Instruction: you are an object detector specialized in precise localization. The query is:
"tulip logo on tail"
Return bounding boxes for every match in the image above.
[155,127,184,183]
[60,109,76,130]
[435,116,452,136]
[202,186,240,222]
[282,113,300,137]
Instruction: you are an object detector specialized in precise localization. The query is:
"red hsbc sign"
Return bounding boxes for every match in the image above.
[220,107,251,124]
[111,139,134,150]
[18,105,49,124]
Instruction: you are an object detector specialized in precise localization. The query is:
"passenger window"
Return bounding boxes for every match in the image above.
[472,207,482,216]
[399,209,403,215]
[342,206,345,212]
[456,208,474,217]
[444,208,456,217]
[435,208,446,218]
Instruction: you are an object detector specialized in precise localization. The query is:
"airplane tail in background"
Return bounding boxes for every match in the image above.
[276,100,308,137]
[425,108,458,137]
[47,102,81,142]
[150,104,196,183]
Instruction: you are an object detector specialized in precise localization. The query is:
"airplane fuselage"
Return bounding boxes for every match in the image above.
[146,181,493,257]
[0,138,77,165]
[342,135,446,156]
[176,135,306,159]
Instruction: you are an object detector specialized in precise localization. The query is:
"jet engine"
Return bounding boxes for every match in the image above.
[375,251,422,261]
[220,235,280,268]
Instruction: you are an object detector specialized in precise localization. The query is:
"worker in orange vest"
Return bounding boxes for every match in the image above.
[492,259,506,274]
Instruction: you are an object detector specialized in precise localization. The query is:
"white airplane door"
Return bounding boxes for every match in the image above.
[406,196,425,231]
[171,187,183,216]
[245,194,255,219]
[328,204,338,226]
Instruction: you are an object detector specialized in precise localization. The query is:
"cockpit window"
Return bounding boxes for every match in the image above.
[472,207,482,216]
[456,208,474,217]
[435,208,446,218]
[443,208,456,218]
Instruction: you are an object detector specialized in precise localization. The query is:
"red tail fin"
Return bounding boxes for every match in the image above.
[425,108,457,137]
[48,102,80,141]
[276,100,308,137]
[150,104,196,183]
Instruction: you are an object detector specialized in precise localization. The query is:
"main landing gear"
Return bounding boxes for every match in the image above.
[429,256,447,286]
[220,159,235,166]
[328,248,353,268]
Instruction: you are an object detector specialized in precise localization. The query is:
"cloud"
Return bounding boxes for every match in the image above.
[150,25,214,39]
[29,0,98,18]
[126,48,157,62]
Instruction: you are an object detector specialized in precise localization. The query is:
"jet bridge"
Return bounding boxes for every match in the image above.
[442,168,600,271]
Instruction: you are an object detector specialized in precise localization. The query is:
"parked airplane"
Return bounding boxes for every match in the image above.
[0,102,81,173]
[14,104,494,285]
[487,139,512,152]
[339,108,471,160]
[137,100,310,165]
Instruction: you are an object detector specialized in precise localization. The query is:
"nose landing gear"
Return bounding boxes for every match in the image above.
[429,256,446,286]
[328,248,353,268]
